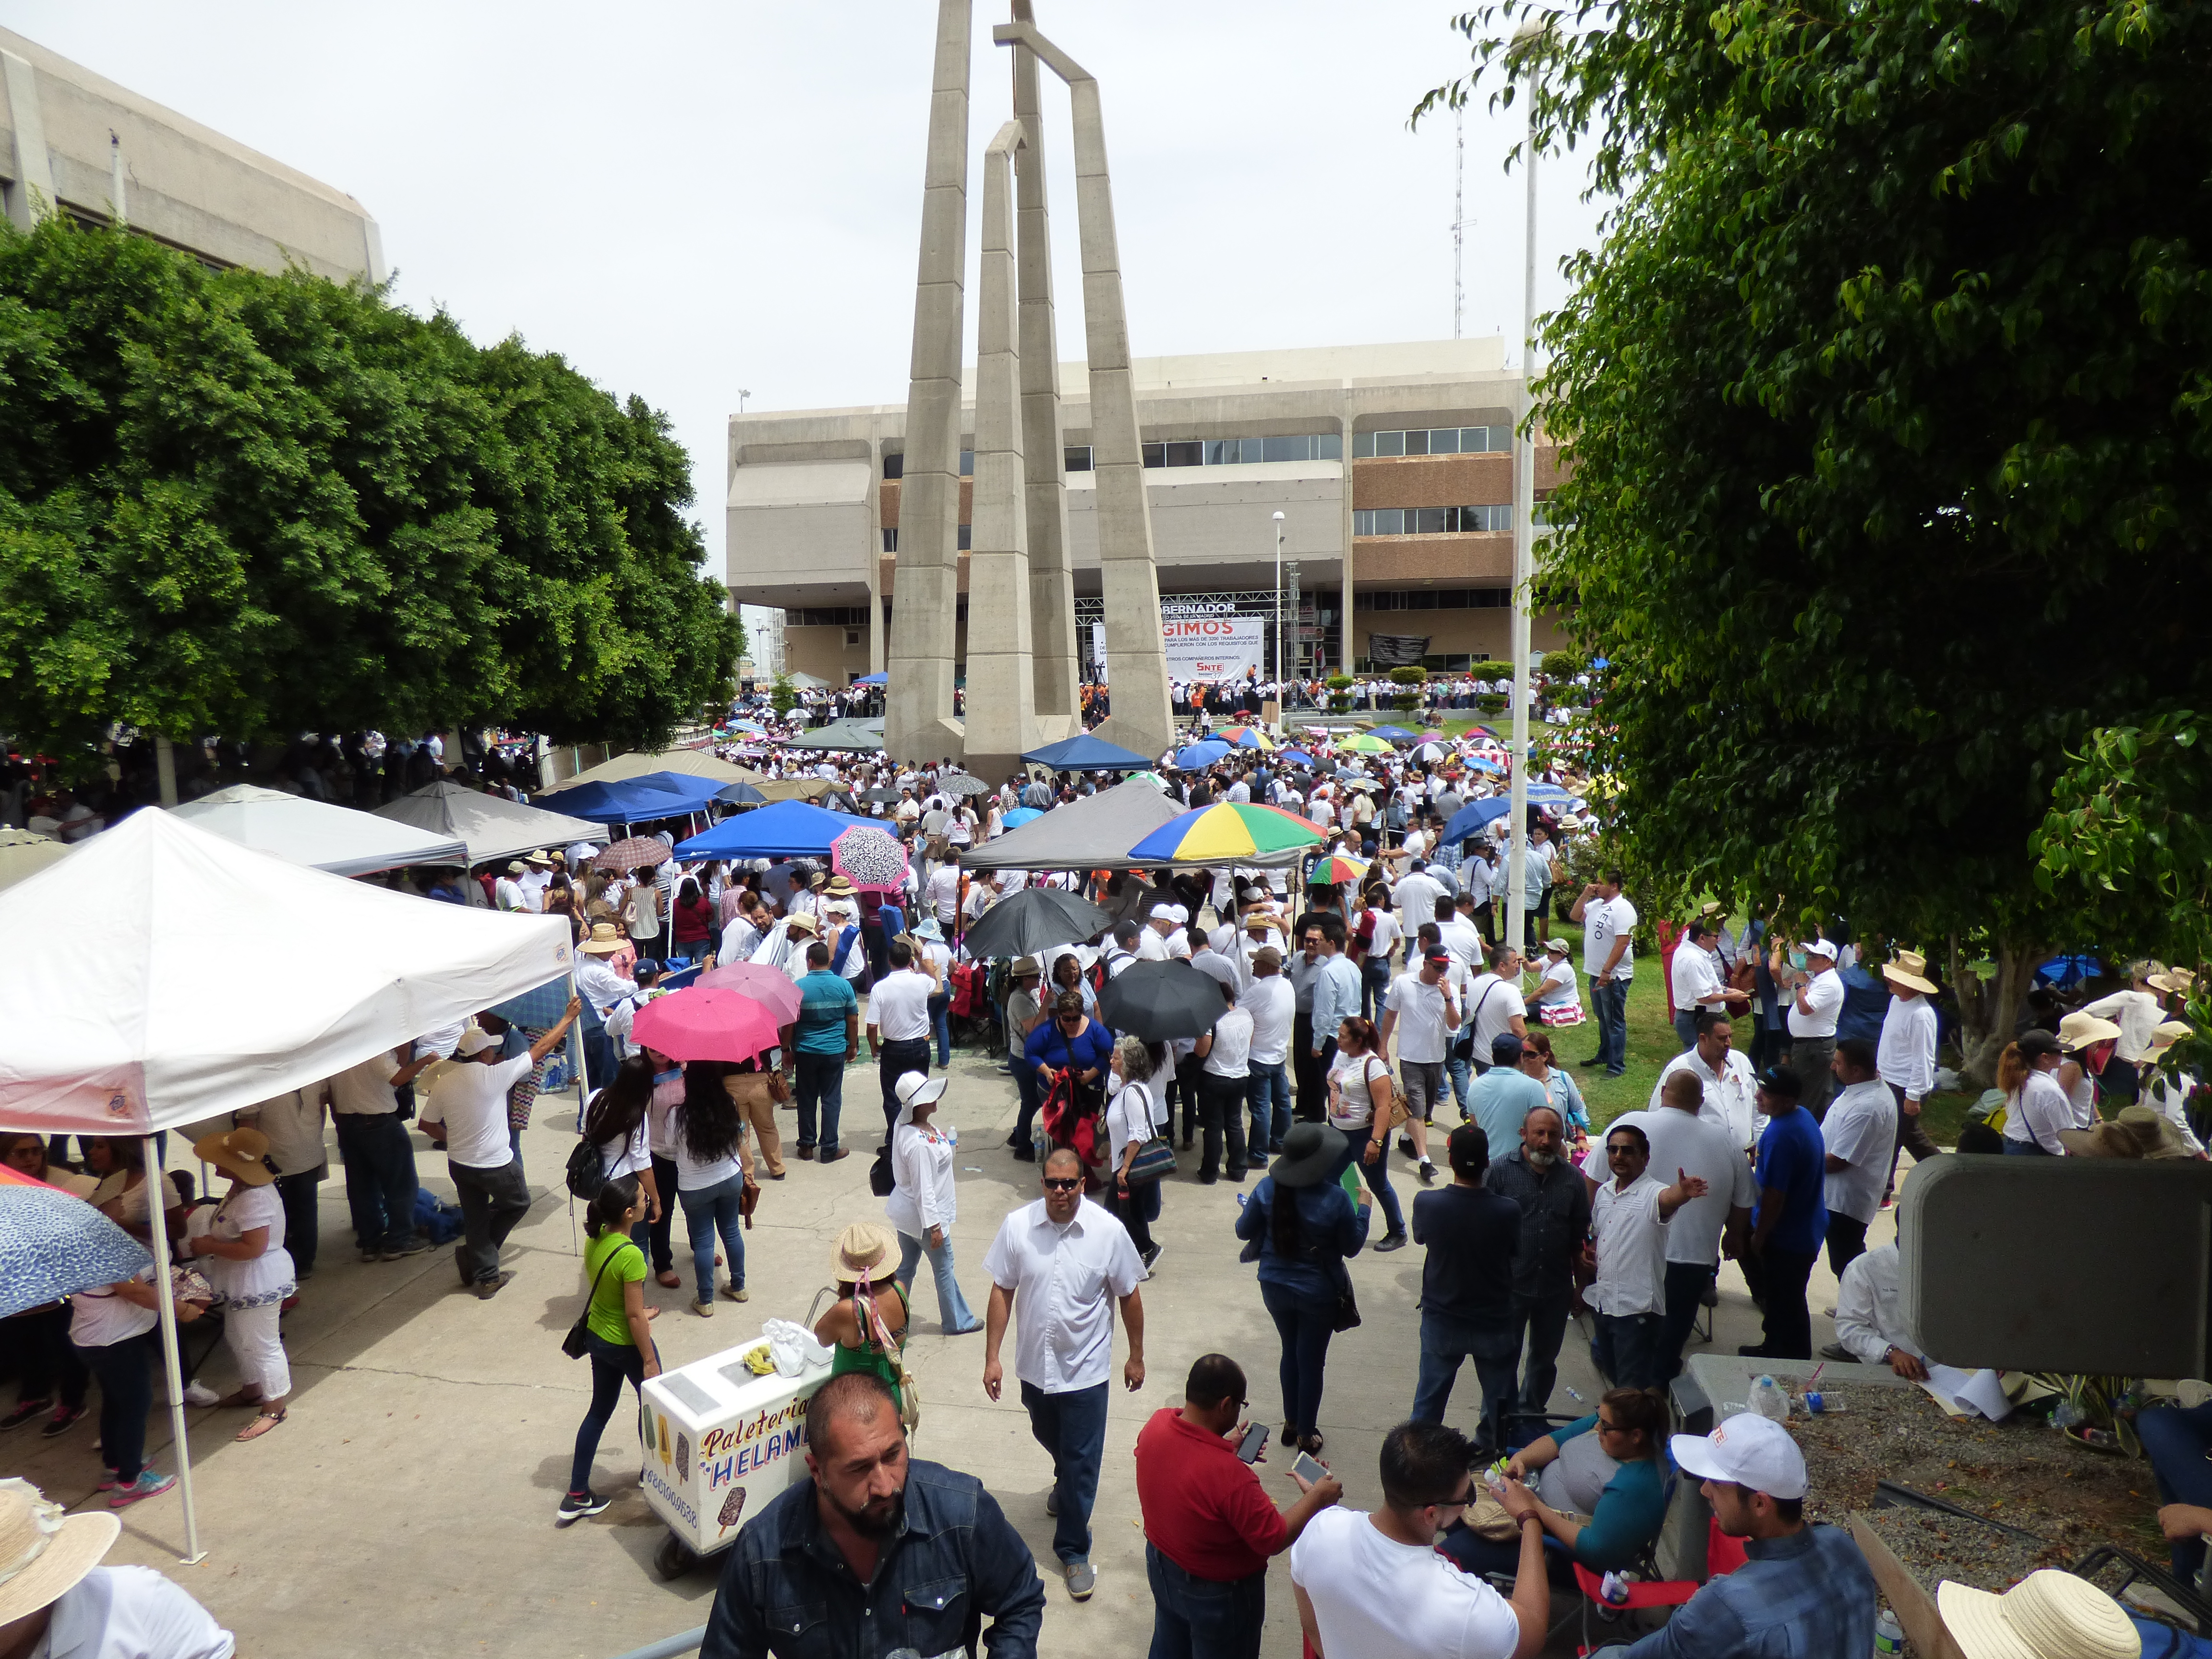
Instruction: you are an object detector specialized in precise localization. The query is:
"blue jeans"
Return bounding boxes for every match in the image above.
[1446,1051,1474,1115]
[1594,1310,1668,1390]
[1360,958,1391,1021]
[1673,1009,1701,1053]
[895,1227,979,1333]
[1326,1131,1403,1238]
[1020,1379,1109,1563]
[1259,1278,1338,1441]
[75,1330,156,1483]
[1659,1260,1715,1381]
[2139,1402,2212,1581]
[793,1051,844,1154]
[1245,1061,1291,1153]
[1591,977,1629,1072]
[927,990,951,1068]
[678,1173,746,1303]
[1413,1309,1522,1452]
[1146,1542,1265,1659]
[569,1330,649,1495]
[334,1111,419,1254]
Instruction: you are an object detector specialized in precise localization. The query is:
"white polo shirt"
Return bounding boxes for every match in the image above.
[868,967,935,1043]
[1581,1108,1753,1268]
[1464,972,1527,1056]
[1589,1171,1672,1317]
[981,1197,1144,1394]
[1821,1079,1899,1223]
[425,1053,533,1171]
[1877,996,1939,1098]
[1650,1045,1764,1151]
[1671,944,1725,1016]
[1789,968,1844,1037]
[1386,972,1459,1066]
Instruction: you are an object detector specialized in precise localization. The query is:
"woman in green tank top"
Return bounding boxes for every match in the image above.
[812,1223,909,1413]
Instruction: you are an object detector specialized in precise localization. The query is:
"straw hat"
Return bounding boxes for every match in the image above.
[1010,955,1042,978]
[192,1125,277,1187]
[1936,1569,2138,1659]
[830,1222,900,1286]
[0,1479,119,1624]
[783,914,819,937]
[824,876,856,898]
[2059,1104,2195,1160]
[580,921,627,955]
[2057,1010,2124,1051]
[2147,1019,2194,1057]
[2149,970,2195,996]
[1882,950,1939,996]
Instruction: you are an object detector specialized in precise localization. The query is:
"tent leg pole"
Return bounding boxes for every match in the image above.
[568,965,588,1256]
[144,1134,204,1563]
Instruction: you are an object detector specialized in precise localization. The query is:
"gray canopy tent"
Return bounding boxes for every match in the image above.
[373,779,609,868]
[958,779,1184,873]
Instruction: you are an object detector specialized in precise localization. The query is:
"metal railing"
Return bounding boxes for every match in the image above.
[606,1629,705,1659]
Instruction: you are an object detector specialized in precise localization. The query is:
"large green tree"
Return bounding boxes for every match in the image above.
[1423,0,2212,1077]
[0,216,738,763]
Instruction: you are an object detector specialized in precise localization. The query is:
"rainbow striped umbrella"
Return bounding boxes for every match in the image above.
[1314,853,1368,885]
[1218,725,1275,751]
[1126,802,1324,865]
[1335,733,1395,754]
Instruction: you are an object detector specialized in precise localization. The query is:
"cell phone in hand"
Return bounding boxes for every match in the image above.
[1290,1450,1328,1485]
[1237,1422,1273,1464]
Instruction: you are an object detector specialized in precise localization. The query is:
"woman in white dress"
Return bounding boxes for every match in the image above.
[182,1127,296,1441]
[1527,936,1586,1026]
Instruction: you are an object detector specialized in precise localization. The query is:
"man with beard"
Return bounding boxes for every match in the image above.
[700,1372,1045,1658]
[1484,1104,1592,1425]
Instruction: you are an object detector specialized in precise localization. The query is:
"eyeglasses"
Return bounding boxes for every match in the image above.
[1606,1144,1639,1158]
[1042,1177,1082,1192]
[1432,1484,1477,1509]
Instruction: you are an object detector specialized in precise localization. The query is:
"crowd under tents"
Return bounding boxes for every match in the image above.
[959,779,1185,873]
[171,784,466,878]
[0,808,573,1558]
[372,779,608,868]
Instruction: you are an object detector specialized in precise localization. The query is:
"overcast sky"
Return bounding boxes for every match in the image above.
[2,1,1607,582]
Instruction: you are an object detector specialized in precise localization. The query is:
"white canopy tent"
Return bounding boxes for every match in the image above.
[540,747,762,793]
[0,809,573,1559]
[172,784,467,877]
[0,827,70,893]
[373,779,608,868]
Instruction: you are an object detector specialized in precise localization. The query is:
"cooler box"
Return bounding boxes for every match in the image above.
[638,1339,833,1556]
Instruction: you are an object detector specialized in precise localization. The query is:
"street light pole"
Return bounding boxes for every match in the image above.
[1505,13,1546,960]
[1273,511,1287,733]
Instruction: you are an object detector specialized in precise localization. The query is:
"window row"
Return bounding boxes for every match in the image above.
[1352,588,1511,611]
[1353,426,1509,459]
[884,433,1343,479]
[1353,505,1512,536]
[787,606,871,627]
[880,527,971,552]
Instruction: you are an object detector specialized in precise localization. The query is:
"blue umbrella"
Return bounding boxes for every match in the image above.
[0,1182,153,1319]
[1175,740,1231,769]
[2034,953,2103,990]
[1279,748,1316,766]
[1526,783,1574,804]
[1002,806,1045,830]
[1370,725,1421,744]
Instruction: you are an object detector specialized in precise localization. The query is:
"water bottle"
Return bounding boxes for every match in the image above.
[1600,1571,1631,1605]
[1874,1607,1904,1654]
[1749,1375,1791,1422]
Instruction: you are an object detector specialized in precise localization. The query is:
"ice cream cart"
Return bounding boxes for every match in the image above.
[638,1336,834,1579]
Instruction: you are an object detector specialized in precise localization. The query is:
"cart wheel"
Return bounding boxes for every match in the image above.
[654,1532,697,1581]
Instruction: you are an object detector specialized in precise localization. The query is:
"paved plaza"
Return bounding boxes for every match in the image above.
[13,1024,1881,1659]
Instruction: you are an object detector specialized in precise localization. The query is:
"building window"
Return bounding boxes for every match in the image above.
[788,606,872,627]
[1139,433,1341,469]
[1065,446,1093,471]
[883,452,903,480]
[1353,588,1511,612]
[958,523,971,552]
[960,449,973,476]
[881,528,898,553]
[1353,425,1509,459]
[1353,505,1513,536]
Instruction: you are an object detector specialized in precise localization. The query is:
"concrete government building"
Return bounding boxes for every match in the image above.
[727,338,1570,688]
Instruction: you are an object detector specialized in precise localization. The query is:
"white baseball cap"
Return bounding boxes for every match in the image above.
[1668,1412,1808,1500]
[1150,904,1178,922]
[1803,938,1838,962]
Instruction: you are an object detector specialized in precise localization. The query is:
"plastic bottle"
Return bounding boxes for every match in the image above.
[1749,1375,1792,1422]
[1874,1607,1904,1654]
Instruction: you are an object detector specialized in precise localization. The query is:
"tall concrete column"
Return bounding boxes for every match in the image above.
[962,121,1041,778]
[994,19,1176,763]
[886,0,972,761]
[2,50,56,230]
[1010,3,1079,742]
[866,443,886,677]
[1341,409,1358,679]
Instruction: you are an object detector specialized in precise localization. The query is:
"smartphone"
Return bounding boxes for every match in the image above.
[1236,1422,1273,1464]
[1290,1450,1328,1485]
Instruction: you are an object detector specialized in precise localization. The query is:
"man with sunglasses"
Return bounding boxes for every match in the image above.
[1291,1418,1549,1659]
[1587,1122,1711,1390]
[981,1149,1147,1605]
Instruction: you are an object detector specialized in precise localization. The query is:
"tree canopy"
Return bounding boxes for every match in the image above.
[0,217,739,763]
[1422,0,2211,1055]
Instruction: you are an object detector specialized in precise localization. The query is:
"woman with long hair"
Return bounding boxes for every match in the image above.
[671,1061,754,1314]
[670,877,715,966]
[582,1055,661,1252]
[1324,1016,1407,1246]
[885,1074,980,1334]
[558,1175,661,1524]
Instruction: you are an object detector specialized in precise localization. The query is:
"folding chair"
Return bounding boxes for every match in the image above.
[1571,1518,1747,1656]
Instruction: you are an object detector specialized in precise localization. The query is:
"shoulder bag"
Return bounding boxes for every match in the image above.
[563,1240,641,1358]
[1369,1055,1411,1132]
[1120,1084,1177,1184]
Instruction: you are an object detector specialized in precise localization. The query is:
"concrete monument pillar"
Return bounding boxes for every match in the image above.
[993,17,1177,764]
[886,0,973,761]
[961,122,1042,779]
[1009,2,1079,743]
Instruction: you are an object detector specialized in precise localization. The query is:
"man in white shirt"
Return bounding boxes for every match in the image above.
[1138,904,1180,962]
[1394,865,1443,962]
[1781,936,1845,1116]
[1828,1241,1928,1377]
[1876,951,1944,1198]
[1581,1070,1754,1382]
[240,1085,331,1279]
[1650,1014,1764,1152]
[517,853,553,913]
[1381,946,1464,1201]
[866,938,938,1138]
[1569,870,1637,1077]
[1668,920,1740,1052]
[1353,896,1403,1020]
[493,860,529,912]
[1458,842,1498,944]
[1243,947,1296,1156]
[1194,979,1256,1182]
[1588,1119,1708,1390]
[1099,919,1142,980]
[981,1151,1147,1602]
[426,1002,580,1298]
[327,1047,434,1261]
[1819,1039,1898,1275]
[1290,1419,1547,1659]
[926,854,962,926]
[1464,943,1529,1066]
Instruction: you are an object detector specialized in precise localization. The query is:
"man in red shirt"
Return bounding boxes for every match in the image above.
[1134,1353,1344,1659]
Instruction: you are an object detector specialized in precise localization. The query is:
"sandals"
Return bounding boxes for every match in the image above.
[1299,1432,1325,1455]
[234,1407,286,1443]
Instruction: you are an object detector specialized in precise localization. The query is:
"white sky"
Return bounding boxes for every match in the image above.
[1,0,1607,583]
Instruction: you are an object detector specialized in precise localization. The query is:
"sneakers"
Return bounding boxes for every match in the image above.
[1819,1341,1854,1363]
[557,1490,612,1525]
[1063,1558,1095,1600]
[474,1270,517,1301]
[0,1399,50,1432]
[40,1404,88,1439]
[109,1470,176,1509]
[1140,1243,1163,1274]
[183,1382,221,1407]
[1418,1159,1438,1185]
[359,1247,384,1264]
[1373,1231,1410,1253]
[383,1238,430,1260]
[1045,1486,1059,1517]
[721,1284,750,1303]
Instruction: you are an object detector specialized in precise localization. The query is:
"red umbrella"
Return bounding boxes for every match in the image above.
[694,961,803,1025]
[630,986,781,1063]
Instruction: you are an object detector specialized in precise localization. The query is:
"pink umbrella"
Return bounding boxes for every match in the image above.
[695,961,803,1025]
[630,986,781,1064]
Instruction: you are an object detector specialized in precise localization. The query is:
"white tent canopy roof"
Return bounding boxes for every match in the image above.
[373,779,607,868]
[171,784,467,877]
[0,828,71,894]
[541,748,762,793]
[0,810,572,1134]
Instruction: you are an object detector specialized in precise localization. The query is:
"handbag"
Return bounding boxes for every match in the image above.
[1331,1260,1363,1334]
[1125,1136,1178,1184]
[563,1240,640,1359]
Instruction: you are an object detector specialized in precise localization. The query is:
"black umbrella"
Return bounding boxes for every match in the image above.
[716,781,767,806]
[1097,959,1226,1042]
[862,788,902,803]
[960,887,1114,961]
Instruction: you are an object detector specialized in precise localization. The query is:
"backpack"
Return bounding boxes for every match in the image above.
[565,1137,607,1204]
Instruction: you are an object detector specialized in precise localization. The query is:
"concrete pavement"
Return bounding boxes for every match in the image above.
[9,1039,1886,1658]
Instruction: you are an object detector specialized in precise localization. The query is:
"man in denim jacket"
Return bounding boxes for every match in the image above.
[701,1373,1045,1659]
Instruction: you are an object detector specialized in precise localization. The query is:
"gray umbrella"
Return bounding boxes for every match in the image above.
[960,887,1114,960]
[938,774,992,798]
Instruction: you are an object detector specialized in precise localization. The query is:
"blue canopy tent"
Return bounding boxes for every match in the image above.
[1023,733,1152,771]
[551,772,730,826]
[854,672,888,686]
[672,799,879,861]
